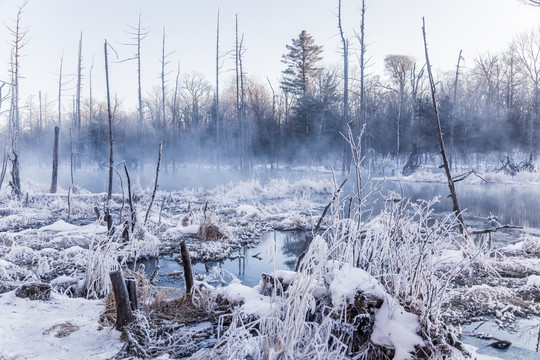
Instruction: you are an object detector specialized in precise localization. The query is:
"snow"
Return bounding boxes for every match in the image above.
[371,296,424,360]
[41,220,81,232]
[272,269,296,284]
[327,262,385,306]
[327,262,423,360]
[220,282,272,318]
[436,248,466,265]
[0,290,122,360]
[526,275,540,287]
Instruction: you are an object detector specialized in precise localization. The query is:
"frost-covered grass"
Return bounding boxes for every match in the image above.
[3,166,540,359]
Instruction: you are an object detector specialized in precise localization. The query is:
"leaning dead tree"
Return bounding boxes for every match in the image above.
[422,18,465,233]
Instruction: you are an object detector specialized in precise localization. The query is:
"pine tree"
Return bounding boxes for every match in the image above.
[281,30,323,97]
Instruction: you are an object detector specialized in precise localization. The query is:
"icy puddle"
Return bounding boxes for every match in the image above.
[134,229,311,288]
[462,318,540,359]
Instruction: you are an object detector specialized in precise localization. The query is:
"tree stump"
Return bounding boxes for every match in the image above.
[109,270,134,330]
[180,241,194,294]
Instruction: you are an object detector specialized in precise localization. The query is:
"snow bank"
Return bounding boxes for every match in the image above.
[0,291,122,359]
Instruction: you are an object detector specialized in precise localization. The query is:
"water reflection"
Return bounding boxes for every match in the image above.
[371,181,540,229]
[132,230,311,288]
[462,318,540,359]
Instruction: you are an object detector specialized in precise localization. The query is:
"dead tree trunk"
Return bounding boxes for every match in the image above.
[109,270,134,330]
[144,142,162,224]
[422,18,465,233]
[69,128,74,186]
[124,163,136,230]
[338,0,350,174]
[125,278,138,311]
[450,50,463,170]
[75,32,83,169]
[0,145,8,190]
[215,9,221,168]
[104,40,114,204]
[50,126,59,193]
[180,241,193,294]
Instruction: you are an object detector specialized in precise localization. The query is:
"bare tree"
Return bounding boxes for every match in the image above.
[124,12,150,137]
[215,8,221,167]
[235,14,248,170]
[510,27,540,156]
[384,54,414,168]
[57,54,65,127]
[75,32,83,168]
[7,1,29,197]
[160,27,173,133]
[338,0,350,173]
[449,50,463,168]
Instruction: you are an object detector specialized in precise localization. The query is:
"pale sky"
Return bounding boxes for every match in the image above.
[0,0,539,111]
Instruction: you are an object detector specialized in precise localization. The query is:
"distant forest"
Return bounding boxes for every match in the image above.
[3,4,540,177]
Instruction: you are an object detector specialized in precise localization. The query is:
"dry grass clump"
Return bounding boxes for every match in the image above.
[197,213,226,241]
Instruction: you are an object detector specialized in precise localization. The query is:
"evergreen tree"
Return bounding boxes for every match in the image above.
[281,30,323,97]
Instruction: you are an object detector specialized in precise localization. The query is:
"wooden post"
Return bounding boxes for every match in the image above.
[109,270,133,329]
[50,126,59,193]
[125,277,138,311]
[180,241,193,294]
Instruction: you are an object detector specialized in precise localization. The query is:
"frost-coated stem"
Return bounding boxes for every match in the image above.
[145,142,162,224]
[422,18,465,233]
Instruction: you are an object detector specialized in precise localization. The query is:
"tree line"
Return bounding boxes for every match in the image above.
[3,3,540,179]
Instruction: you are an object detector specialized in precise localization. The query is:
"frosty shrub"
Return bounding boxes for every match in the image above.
[189,130,475,360]
[83,235,122,299]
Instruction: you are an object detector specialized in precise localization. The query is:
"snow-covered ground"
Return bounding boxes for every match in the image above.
[0,290,122,359]
[1,170,539,359]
